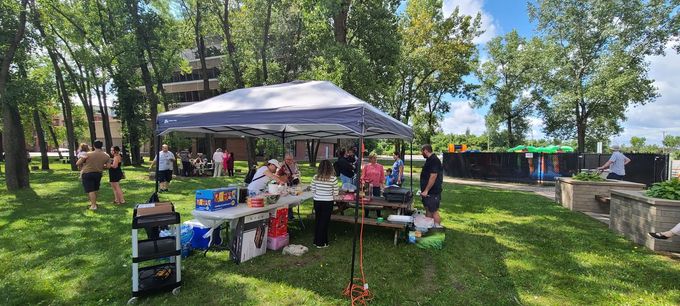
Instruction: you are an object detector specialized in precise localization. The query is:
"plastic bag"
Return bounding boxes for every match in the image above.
[414,214,434,229]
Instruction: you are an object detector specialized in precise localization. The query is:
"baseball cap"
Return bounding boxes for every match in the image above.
[267,159,280,166]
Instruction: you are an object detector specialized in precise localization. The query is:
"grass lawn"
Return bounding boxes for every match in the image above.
[1,161,679,305]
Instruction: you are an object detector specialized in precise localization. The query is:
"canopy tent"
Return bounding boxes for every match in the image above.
[153,81,414,302]
[156,80,413,140]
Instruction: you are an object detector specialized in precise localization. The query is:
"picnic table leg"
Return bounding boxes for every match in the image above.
[394,230,398,246]
[296,204,305,229]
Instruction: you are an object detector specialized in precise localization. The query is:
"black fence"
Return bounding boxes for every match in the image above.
[442,152,669,186]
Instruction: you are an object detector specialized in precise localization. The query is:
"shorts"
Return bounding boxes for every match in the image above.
[422,194,441,213]
[82,172,103,193]
[607,173,625,180]
[158,170,173,183]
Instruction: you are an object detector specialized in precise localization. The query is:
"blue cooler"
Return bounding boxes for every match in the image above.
[185,220,222,250]
[195,187,238,211]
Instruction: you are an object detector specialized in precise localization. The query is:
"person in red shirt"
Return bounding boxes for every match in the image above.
[361,152,385,217]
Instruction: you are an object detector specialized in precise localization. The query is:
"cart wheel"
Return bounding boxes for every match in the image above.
[172,287,181,296]
[127,297,138,305]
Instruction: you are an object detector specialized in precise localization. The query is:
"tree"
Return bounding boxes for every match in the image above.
[662,134,680,153]
[387,1,480,149]
[474,30,543,147]
[629,136,646,153]
[530,0,679,153]
[1,0,30,190]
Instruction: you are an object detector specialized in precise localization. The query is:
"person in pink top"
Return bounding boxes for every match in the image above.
[361,152,385,217]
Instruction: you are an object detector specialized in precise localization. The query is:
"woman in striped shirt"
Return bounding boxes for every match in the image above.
[312,160,339,248]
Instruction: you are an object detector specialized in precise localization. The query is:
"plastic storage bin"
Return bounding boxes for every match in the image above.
[267,233,289,250]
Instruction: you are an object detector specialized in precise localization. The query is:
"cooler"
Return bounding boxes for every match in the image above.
[185,219,221,250]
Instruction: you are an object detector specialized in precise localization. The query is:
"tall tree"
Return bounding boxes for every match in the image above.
[474,30,543,147]
[530,0,679,152]
[0,0,30,190]
[32,2,78,170]
[389,2,480,147]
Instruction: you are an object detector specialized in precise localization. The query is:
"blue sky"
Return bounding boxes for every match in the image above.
[439,0,680,146]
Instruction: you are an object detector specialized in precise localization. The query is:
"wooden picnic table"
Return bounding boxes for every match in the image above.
[330,194,414,245]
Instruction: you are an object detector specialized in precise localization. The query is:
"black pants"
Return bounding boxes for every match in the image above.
[228,168,234,176]
[365,187,382,218]
[182,161,192,177]
[314,200,333,246]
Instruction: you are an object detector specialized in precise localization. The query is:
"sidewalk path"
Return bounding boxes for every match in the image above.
[442,177,555,200]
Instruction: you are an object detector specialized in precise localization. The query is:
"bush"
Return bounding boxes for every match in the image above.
[646,178,680,200]
[573,172,605,182]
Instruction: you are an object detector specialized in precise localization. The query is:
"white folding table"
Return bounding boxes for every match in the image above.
[191,192,313,255]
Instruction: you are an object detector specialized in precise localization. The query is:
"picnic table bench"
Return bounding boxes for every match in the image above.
[330,195,413,245]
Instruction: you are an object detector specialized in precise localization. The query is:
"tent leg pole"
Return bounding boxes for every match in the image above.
[348,135,364,288]
[155,134,161,194]
[281,131,286,159]
[410,140,413,192]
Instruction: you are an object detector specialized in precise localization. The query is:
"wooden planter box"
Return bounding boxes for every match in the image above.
[556,177,644,213]
[610,190,680,252]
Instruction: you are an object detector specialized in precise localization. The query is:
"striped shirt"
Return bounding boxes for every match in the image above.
[311,175,339,201]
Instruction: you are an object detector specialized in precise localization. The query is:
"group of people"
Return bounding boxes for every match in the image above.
[176,148,236,177]
[307,144,443,248]
[212,148,235,177]
[77,140,126,210]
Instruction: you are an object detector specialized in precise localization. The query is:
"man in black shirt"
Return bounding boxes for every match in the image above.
[420,144,444,228]
[333,149,355,187]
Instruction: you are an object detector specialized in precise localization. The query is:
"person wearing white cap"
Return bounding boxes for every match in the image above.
[597,144,631,180]
[247,158,287,196]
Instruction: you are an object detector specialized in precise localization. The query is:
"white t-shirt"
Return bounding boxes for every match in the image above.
[157,151,175,171]
[247,166,272,195]
[213,152,223,163]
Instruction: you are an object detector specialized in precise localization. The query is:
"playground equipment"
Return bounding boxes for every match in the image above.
[447,144,468,153]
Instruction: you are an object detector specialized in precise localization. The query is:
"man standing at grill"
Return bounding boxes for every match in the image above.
[420,144,444,228]
[597,144,631,180]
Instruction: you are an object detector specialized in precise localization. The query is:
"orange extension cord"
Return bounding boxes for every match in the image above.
[343,145,373,305]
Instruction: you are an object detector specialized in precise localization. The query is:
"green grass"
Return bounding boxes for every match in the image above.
[1,161,679,305]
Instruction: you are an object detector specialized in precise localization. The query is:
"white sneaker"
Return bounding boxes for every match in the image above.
[433,224,444,229]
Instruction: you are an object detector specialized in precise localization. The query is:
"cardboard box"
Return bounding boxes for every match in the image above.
[135,202,174,216]
[268,208,288,237]
[195,188,238,211]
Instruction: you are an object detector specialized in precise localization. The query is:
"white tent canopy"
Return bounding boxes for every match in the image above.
[156,80,413,140]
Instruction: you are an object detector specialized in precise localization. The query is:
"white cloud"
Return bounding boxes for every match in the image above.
[527,116,546,141]
[442,0,497,44]
[441,102,486,135]
[613,44,680,146]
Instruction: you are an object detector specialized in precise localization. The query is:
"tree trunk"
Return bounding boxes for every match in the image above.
[195,2,211,97]
[0,0,29,189]
[96,80,113,152]
[128,1,160,159]
[44,112,63,160]
[220,0,244,88]
[306,140,321,168]
[333,0,351,45]
[577,122,587,153]
[33,109,50,170]
[245,137,257,169]
[261,0,273,84]
[33,6,77,170]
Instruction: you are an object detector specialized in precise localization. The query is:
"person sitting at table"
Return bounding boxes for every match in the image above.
[312,160,339,248]
[277,154,301,220]
[247,159,287,196]
[361,152,385,218]
[277,154,301,186]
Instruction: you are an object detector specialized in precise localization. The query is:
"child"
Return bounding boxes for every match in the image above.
[311,160,338,248]
[385,168,397,186]
[77,143,90,178]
